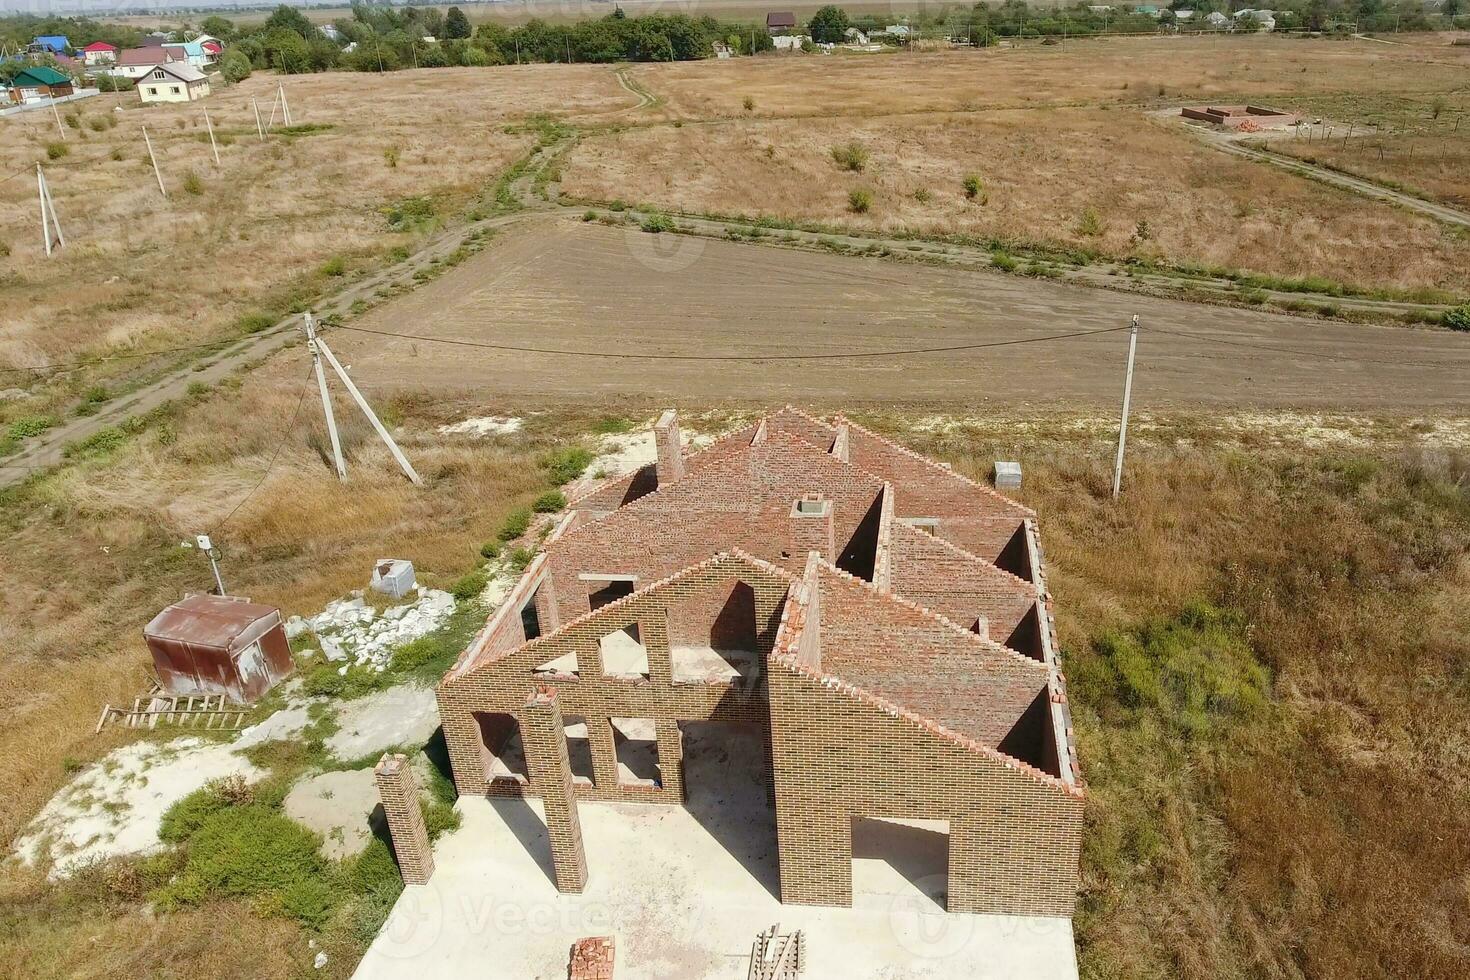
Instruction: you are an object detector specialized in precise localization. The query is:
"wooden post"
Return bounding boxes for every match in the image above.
[204,107,220,166]
[303,313,346,481]
[1111,315,1140,500]
[279,83,292,126]
[315,335,423,485]
[51,100,66,140]
[38,164,52,258]
[143,126,166,198]
[252,97,264,140]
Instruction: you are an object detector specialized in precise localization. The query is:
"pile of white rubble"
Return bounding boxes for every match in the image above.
[284,589,456,673]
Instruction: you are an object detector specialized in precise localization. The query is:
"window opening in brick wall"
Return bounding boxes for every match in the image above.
[599,625,649,679]
[611,717,660,787]
[852,816,949,910]
[475,711,528,784]
[564,715,595,786]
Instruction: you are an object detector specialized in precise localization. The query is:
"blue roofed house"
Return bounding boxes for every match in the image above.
[31,35,70,54]
[160,39,217,68]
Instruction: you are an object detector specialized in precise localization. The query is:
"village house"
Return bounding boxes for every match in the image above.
[160,39,217,68]
[81,41,117,66]
[137,62,211,104]
[434,408,1084,918]
[110,47,180,80]
[8,66,74,103]
[29,35,69,55]
[766,11,798,34]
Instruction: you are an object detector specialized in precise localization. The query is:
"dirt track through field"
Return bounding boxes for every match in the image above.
[333,218,1470,411]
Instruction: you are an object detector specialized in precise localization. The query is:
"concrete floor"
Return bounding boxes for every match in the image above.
[354,724,1077,979]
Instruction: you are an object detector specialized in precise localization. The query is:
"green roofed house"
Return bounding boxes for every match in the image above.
[9,66,75,104]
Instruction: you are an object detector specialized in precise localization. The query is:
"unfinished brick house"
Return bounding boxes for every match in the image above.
[437,408,1084,916]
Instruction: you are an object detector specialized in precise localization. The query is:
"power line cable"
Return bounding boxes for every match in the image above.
[329,322,1135,360]
[209,364,314,535]
[1145,323,1469,368]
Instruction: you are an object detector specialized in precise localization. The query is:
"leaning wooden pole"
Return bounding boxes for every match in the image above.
[142,126,166,198]
[315,335,423,486]
[38,164,52,258]
[204,107,220,166]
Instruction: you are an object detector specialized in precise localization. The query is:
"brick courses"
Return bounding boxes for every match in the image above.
[373,753,435,885]
[437,408,1084,919]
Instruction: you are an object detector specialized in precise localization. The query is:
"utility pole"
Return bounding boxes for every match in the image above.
[303,313,346,481]
[51,100,66,140]
[142,126,166,198]
[252,97,265,140]
[314,335,423,485]
[1112,315,1140,500]
[204,106,220,166]
[195,534,226,594]
[37,164,64,257]
[279,83,292,126]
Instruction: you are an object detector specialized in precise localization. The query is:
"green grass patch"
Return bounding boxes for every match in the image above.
[533,490,566,513]
[540,445,593,485]
[499,506,532,541]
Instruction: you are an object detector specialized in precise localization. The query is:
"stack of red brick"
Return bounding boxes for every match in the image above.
[569,937,615,979]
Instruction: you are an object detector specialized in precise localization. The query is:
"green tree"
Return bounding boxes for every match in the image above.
[220,49,252,82]
[200,15,236,40]
[808,4,851,43]
[444,6,472,39]
[264,3,317,39]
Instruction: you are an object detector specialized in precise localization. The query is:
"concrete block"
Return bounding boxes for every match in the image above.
[993,461,1022,489]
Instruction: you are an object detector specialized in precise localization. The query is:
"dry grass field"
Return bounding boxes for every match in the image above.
[0,65,625,415]
[633,36,1470,120]
[1269,92,1470,207]
[2,31,1469,980]
[0,363,1467,976]
[561,107,1470,295]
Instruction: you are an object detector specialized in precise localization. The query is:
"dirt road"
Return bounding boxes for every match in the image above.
[1196,128,1470,229]
[0,212,532,487]
[330,218,1470,411]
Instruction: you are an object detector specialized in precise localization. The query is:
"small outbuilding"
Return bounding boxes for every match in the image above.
[144,593,295,703]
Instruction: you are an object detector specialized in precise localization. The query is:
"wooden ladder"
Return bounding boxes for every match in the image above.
[748,924,805,980]
[95,688,248,734]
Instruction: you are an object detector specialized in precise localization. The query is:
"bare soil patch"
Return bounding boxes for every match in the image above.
[332,218,1470,410]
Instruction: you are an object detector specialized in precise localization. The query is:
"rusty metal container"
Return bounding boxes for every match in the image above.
[143,594,294,703]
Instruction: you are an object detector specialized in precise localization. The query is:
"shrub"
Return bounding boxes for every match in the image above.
[221,50,252,83]
[320,255,347,277]
[384,146,400,168]
[583,210,597,221]
[479,540,501,559]
[1076,207,1104,237]
[110,147,124,162]
[592,416,634,434]
[499,507,532,541]
[848,188,873,214]
[912,187,932,203]
[64,112,81,130]
[450,568,489,601]
[533,490,566,513]
[963,174,984,199]
[279,877,337,929]
[8,416,56,440]
[160,804,326,907]
[384,196,436,232]
[182,171,203,195]
[158,778,251,843]
[1445,304,1470,332]
[506,547,534,572]
[540,446,594,485]
[991,249,1018,272]
[640,212,674,233]
[46,143,67,160]
[743,96,755,111]
[237,312,276,334]
[88,117,107,132]
[830,141,870,172]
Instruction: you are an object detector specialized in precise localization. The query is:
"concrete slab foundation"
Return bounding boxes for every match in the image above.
[353,726,1077,979]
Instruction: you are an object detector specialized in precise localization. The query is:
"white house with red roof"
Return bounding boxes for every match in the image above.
[81,41,117,66]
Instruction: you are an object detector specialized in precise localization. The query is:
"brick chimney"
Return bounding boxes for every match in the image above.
[654,409,684,486]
